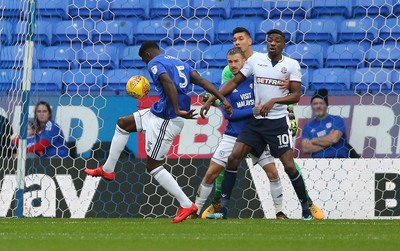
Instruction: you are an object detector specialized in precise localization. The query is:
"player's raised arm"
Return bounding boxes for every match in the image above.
[190,71,233,118]
[158,72,197,119]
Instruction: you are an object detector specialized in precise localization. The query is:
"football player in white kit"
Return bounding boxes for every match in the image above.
[201,29,313,220]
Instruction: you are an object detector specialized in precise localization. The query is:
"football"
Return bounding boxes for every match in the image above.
[126,75,150,99]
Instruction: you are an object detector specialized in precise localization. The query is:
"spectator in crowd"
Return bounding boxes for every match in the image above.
[301,89,358,158]
[0,114,14,158]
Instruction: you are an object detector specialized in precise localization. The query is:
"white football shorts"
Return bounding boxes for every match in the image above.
[134,109,184,161]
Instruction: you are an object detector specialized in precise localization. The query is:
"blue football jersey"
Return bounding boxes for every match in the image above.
[147,54,194,119]
[221,76,255,137]
[36,120,68,158]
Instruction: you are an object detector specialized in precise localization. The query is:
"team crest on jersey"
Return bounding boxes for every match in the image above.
[326,122,332,129]
[151,65,158,75]
[281,67,287,74]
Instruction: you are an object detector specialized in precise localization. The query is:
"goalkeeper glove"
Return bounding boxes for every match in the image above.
[202,93,221,107]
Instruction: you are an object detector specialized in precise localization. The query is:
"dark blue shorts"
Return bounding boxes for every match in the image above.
[236,116,292,158]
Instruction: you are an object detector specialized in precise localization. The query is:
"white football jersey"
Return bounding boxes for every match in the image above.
[240,53,302,119]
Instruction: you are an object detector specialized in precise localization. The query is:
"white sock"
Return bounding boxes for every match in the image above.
[150,166,192,208]
[269,178,283,214]
[195,182,213,214]
[103,125,130,173]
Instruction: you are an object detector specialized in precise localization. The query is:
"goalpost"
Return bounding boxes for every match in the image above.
[0,0,399,219]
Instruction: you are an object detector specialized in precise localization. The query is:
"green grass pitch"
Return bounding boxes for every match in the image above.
[1,218,399,251]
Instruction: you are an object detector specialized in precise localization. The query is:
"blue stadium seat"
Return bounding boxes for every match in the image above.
[311,0,352,18]
[31,69,63,91]
[53,19,94,45]
[110,0,149,18]
[13,20,53,46]
[352,0,393,17]
[285,43,325,68]
[394,0,400,15]
[215,18,261,42]
[252,44,268,54]
[338,18,380,43]
[105,69,152,92]
[256,19,298,43]
[120,46,146,68]
[38,46,78,69]
[149,0,190,18]
[0,45,39,69]
[37,0,70,19]
[135,19,175,45]
[296,19,338,44]
[69,0,111,19]
[92,19,137,45]
[352,68,392,92]
[325,43,365,68]
[0,20,13,44]
[310,68,352,91]
[391,70,400,90]
[230,0,269,18]
[301,68,313,92]
[0,69,21,91]
[0,0,26,18]
[63,69,103,93]
[269,0,312,20]
[366,44,400,68]
[164,45,203,69]
[202,44,233,68]
[175,19,214,45]
[79,45,120,69]
[379,18,400,42]
[189,0,231,19]
[193,68,222,92]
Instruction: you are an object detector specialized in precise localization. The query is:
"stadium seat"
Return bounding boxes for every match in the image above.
[175,19,214,45]
[296,19,338,44]
[391,70,400,90]
[105,69,152,92]
[13,20,53,46]
[310,0,352,18]
[69,0,111,19]
[193,68,222,93]
[149,0,190,18]
[394,1,400,15]
[229,0,269,18]
[53,19,94,45]
[256,19,298,43]
[366,44,400,68]
[352,0,393,17]
[0,45,39,69]
[285,43,325,68]
[135,19,175,45]
[110,0,149,18]
[269,1,312,20]
[352,68,392,92]
[325,43,365,68]
[38,46,78,69]
[338,18,380,43]
[301,68,313,92]
[79,45,120,69]
[36,0,70,19]
[120,46,146,68]
[0,69,21,91]
[202,44,233,68]
[164,45,203,68]
[0,0,26,18]
[0,20,13,45]
[310,68,352,91]
[63,69,103,93]
[215,18,261,42]
[189,0,230,19]
[31,69,63,91]
[251,44,268,54]
[378,18,400,43]
[92,19,137,45]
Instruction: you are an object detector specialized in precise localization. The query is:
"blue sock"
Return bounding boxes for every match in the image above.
[220,170,237,215]
[289,171,310,212]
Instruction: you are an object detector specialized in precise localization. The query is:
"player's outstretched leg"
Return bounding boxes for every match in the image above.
[85,115,137,180]
[295,162,324,220]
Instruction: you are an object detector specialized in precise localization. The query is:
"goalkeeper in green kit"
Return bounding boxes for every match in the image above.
[196,27,324,220]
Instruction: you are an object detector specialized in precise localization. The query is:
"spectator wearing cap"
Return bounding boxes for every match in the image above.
[301,89,351,158]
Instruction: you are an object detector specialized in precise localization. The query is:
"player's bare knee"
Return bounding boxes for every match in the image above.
[264,164,279,180]
[117,116,136,132]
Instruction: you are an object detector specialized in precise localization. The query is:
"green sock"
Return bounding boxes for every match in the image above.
[213,172,224,203]
[295,161,313,206]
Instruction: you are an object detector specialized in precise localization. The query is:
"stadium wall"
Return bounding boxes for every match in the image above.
[0,157,398,219]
